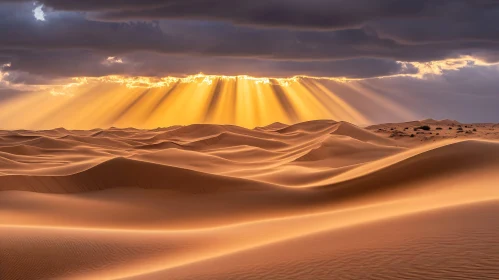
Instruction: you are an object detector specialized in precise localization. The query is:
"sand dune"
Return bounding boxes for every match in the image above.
[294,135,403,163]
[256,121,289,131]
[274,119,338,134]
[1,119,499,279]
[0,157,280,193]
[132,201,499,280]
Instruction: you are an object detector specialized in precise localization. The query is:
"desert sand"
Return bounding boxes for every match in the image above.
[1,119,499,279]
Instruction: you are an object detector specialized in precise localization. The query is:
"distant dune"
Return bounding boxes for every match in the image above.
[1,119,499,279]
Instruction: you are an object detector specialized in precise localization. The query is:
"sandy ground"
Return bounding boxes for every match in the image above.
[1,119,498,279]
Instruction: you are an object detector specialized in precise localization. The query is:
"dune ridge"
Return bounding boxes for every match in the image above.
[1,119,499,279]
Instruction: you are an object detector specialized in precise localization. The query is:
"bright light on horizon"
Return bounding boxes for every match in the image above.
[0,74,379,129]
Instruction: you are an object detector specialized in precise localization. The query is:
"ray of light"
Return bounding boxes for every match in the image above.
[347,81,418,121]
[110,89,151,125]
[300,79,368,123]
[270,81,301,124]
[148,81,181,118]
[203,78,224,123]
[0,74,414,129]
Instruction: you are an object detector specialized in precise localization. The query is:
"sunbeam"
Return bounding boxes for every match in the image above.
[0,74,416,129]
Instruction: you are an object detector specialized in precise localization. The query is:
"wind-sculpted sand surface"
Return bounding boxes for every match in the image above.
[1,120,499,279]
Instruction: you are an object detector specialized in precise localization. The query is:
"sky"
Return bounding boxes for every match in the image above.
[0,1,499,128]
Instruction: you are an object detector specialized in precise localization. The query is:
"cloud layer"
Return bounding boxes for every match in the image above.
[0,1,498,80]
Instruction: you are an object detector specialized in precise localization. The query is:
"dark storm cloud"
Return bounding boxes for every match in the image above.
[0,50,129,87]
[0,0,426,29]
[1,4,497,64]
[3,0,498,31]
[1,49,416,83]
[112,53,418,79]
[369,12,499,44]
[0,7,413,60]
[0,1,499,81]
[0,6,174,54]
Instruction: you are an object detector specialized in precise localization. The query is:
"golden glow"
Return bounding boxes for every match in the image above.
[0,74,378,129]
[92,74,305,89]
[1,55,496,129]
